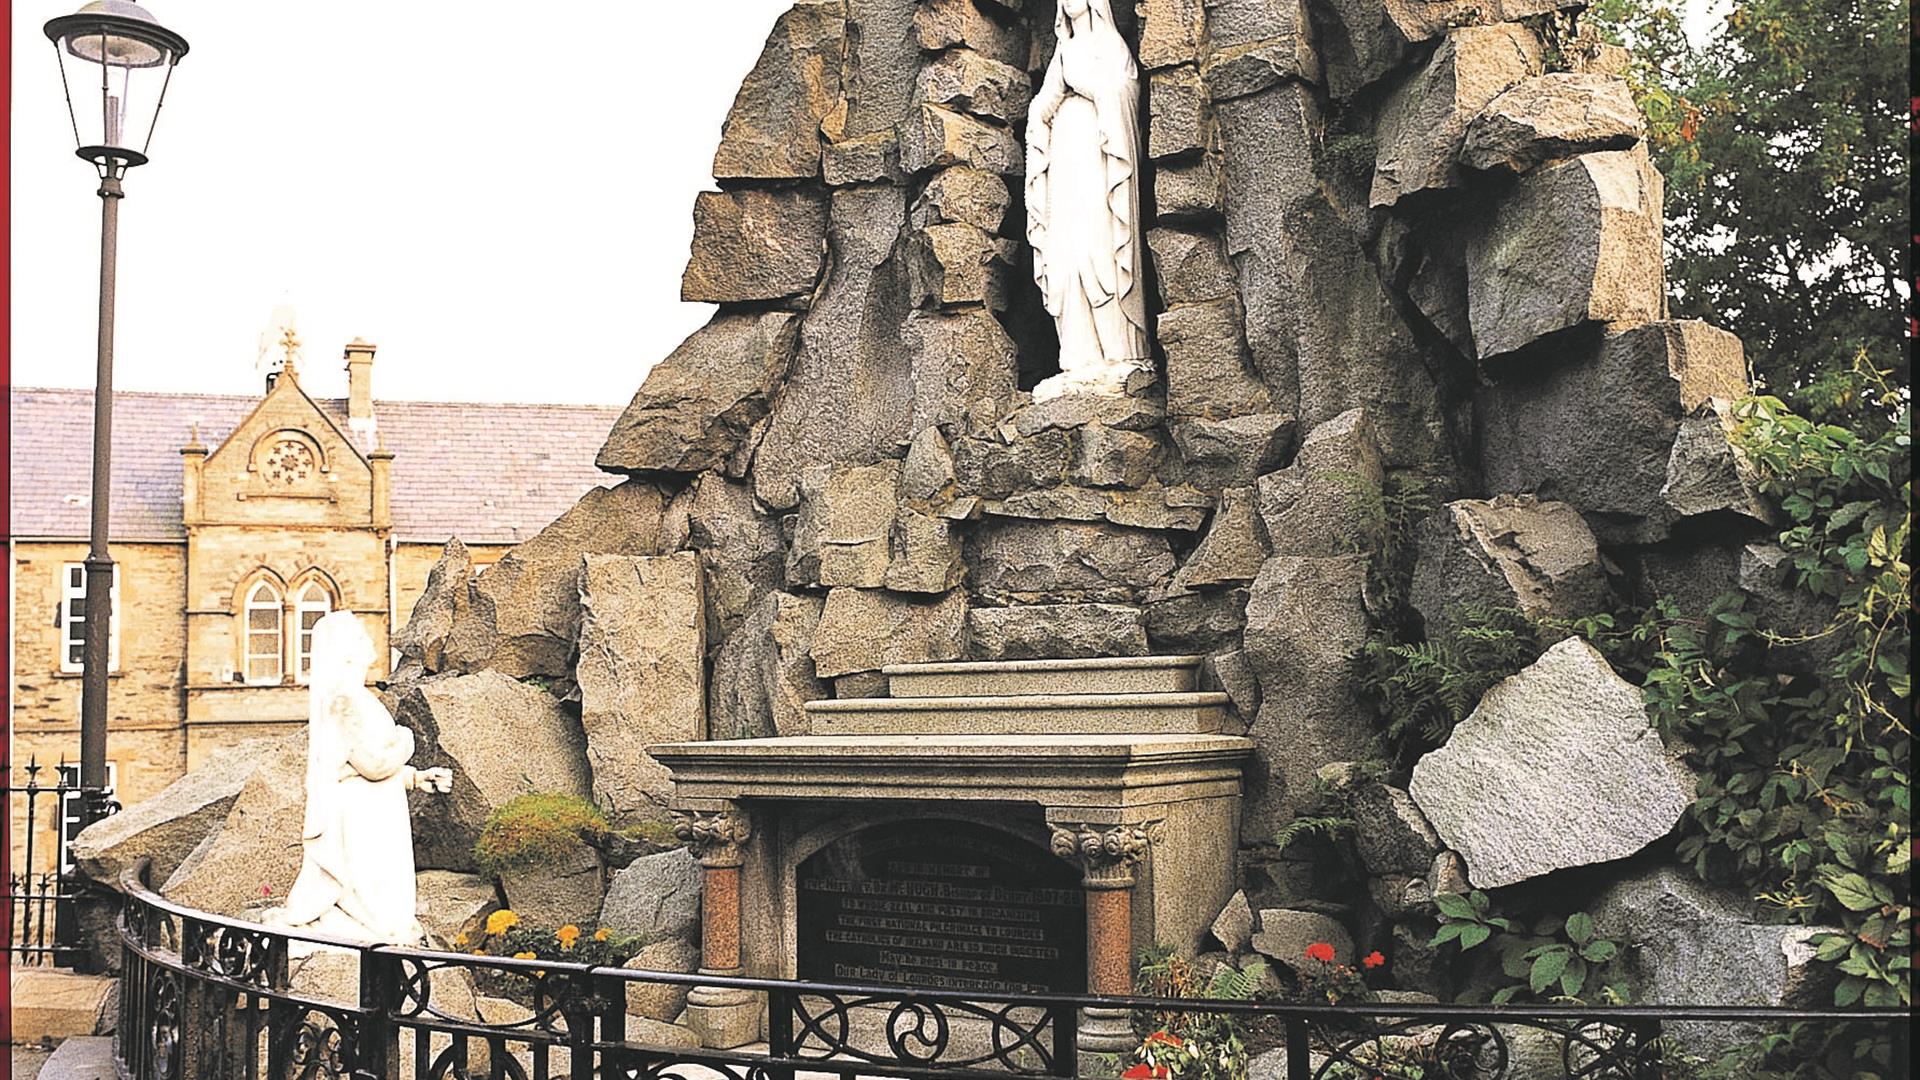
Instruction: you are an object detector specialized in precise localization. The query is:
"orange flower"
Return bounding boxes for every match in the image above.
[593,928,611,942]
[453,932,470,948]
[512,951,537,960]
[1305,942,1336,963]
[1361,950,1385,969]
[555,925,582,949]
[485,910,519,936]
[1145,1030,1184,1048]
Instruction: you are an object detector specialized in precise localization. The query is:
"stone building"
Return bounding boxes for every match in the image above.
[9,342,620,853]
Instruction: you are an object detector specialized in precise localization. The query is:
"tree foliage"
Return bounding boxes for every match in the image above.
[1586,0,1910,427]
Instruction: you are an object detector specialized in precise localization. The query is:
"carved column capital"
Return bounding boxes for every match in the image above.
[672,807,754,868]
[1049,821,1155,886]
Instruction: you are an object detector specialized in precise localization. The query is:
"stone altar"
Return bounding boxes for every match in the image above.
[653,655,1251,1051]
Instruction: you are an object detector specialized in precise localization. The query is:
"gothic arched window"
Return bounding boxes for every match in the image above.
[293,580,334,684]
[244,580,284,685]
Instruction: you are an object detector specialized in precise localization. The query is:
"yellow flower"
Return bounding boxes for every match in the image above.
[555,925,582,949]
[512,951,537,960]
[485,910,519,936]
[453,932,470,948]
[593,928,611,942]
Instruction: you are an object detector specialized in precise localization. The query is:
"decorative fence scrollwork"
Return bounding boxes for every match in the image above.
[110,861,1909,1080]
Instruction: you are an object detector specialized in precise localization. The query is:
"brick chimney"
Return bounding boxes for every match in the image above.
[344,339,377,447]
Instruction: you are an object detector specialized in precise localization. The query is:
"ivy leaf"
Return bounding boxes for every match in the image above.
[1434,893,1478,921]
[1490,985,1522,1005]
[1430,922,1466,947]
[1581,940,1618,963]
[1459,923,1492,951]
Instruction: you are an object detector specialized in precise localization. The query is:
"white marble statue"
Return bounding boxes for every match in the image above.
[274,612,450,944]
[1026,0,1151,402]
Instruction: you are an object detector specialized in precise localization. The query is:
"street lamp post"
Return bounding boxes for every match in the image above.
[43,1,189,807]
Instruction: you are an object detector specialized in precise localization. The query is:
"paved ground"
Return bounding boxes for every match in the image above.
[9,1046,51,1080]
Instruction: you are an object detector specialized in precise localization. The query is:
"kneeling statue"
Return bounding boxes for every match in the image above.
[272,611,450,944]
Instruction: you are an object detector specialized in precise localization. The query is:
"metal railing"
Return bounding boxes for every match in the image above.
[112,860,1910,1080]
[7,756,118,966]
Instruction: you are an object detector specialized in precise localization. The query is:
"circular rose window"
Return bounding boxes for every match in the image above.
[263,439,316,485]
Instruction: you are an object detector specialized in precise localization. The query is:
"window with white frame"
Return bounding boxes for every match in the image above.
[244,580,285,684]
[59,562,120,674]
[294,580,333,683]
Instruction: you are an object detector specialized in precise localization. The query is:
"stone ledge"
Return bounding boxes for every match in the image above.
[805,691,1230,735]
[883,654,1203,696]
[651,733,1254,809]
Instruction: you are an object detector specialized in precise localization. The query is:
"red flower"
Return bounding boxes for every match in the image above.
[1146,1030,1185,1048]
[1156,1067,1169,1078]
[1304,941,1336,963]
[1362,950,1385,969]
[1123,1065,1155,1079]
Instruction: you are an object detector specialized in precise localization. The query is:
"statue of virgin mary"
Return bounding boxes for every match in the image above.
[1025,0,1151,402]
[273,611,450,944]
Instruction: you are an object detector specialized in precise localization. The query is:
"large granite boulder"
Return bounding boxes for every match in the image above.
[680,189,830,303]
[394,538,469,672]
[751,187,914,510]
[397,671,595,871]
[624,936,701,1022]
[1172,485,1268,589]
[1160,298,1274,422]
[415,870,500,950]
[899,103,1023,174]
[966,520,1178,604]
[444,482,669,678]
[1478,319,1754,543]
[158,734,308,918]
[501,845,605,930]
[72,737,269,888]
[914,0,1029,70]
[1148,227,1237,307]
[576,554,706,825]
[1408,638,1697,888]
[914,166,1011,233]
[1251,907,1355,969]
[1408,495,1612,640]
[676,473,787,638]
[809,587,969,678]
[789,461,903,589]
[1171,413,1296,490]
[1256,408,1384,558]
[709,591,829,740]
[1242,554,1375,834]
[1351,783,1443,878]
[1466,148,1665,359]
[1196,0,1319,101]
[711,0,845,180]
[1462,72,1645,175]
[1370,23,1543,207]
[917,48,1031,123]
[905,308,1021,439]
[596,313,800,476]
[907,222,1017,310]
[1591,866,1838,1055]
[966,604,1149,660]
[600,848,702,943]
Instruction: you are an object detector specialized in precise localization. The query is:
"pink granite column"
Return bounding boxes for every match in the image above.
[672,806,757,1049]
[1051,821,1155,1055]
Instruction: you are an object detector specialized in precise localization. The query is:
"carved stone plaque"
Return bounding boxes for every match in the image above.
[796,819,1086,994]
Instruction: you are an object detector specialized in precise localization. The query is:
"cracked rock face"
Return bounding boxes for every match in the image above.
[1409,495,1613,640]
[1409,638,1698,889]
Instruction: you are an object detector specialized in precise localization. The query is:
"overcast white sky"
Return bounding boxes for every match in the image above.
[9,1,791,405]
[10,2,1733,408]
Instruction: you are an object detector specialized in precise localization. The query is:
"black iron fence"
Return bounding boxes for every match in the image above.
[7,756,118,966]
[112,860,1909,1080]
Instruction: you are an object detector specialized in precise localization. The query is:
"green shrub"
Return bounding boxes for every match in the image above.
[473,793,609,876]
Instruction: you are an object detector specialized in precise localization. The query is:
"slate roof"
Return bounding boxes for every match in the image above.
[9,387,624,544]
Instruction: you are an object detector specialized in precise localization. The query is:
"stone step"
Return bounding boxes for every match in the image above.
[882,655,1204,698]
[804,691,1229,735]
